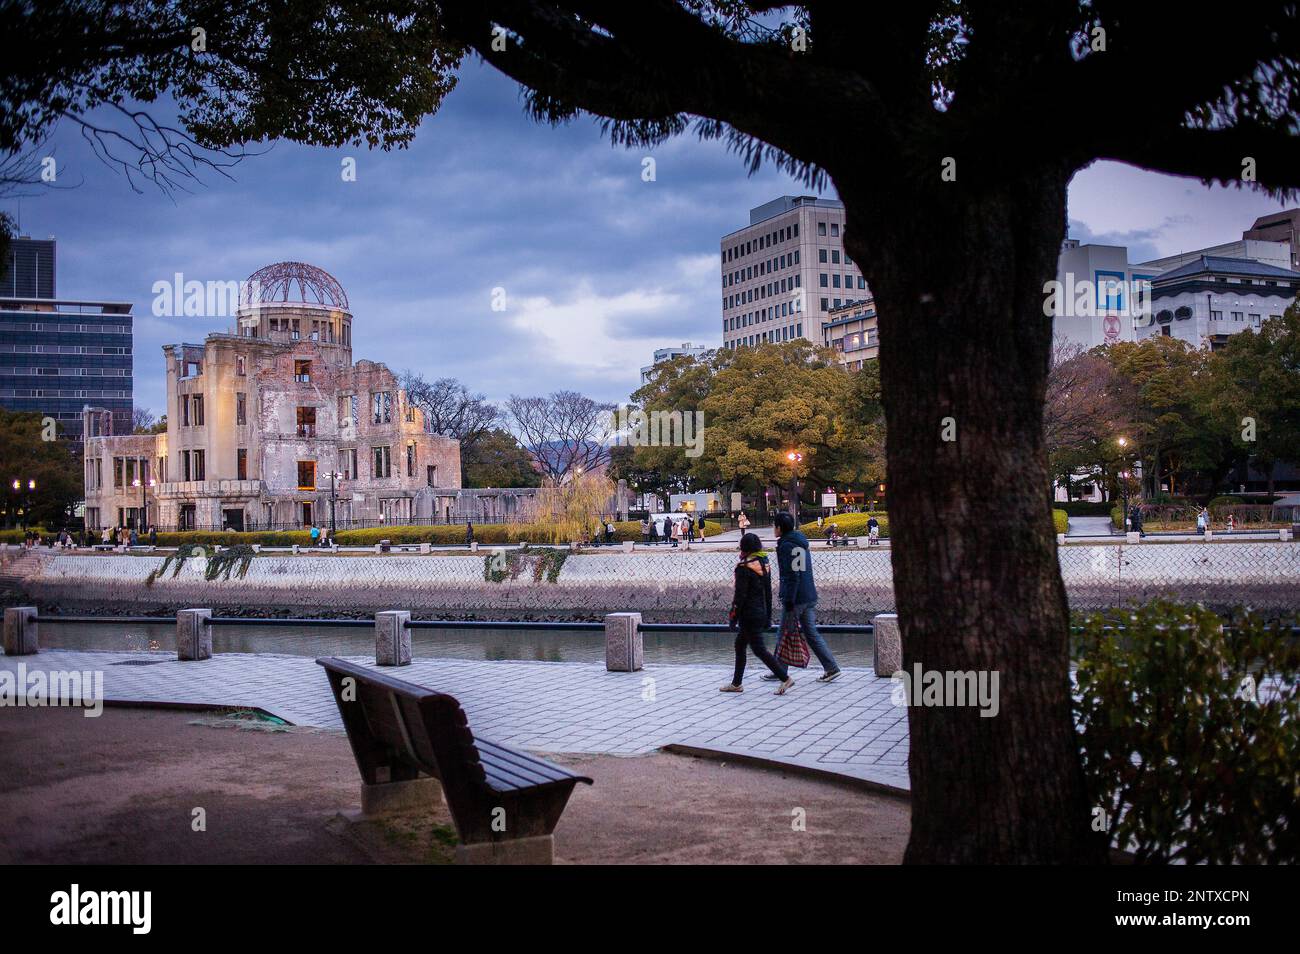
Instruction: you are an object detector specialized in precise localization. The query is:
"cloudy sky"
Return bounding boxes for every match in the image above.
[4,58,1293,417]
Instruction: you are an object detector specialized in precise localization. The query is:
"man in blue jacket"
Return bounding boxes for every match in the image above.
[768,512,842,682]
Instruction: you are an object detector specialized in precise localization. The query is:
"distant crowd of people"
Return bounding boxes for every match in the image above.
[639,513,706,547]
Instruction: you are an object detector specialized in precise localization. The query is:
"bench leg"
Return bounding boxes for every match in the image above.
[360,777,443,817]
[455,834,554,865]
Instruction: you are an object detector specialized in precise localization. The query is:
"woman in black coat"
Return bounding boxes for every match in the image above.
[721,532,793,694]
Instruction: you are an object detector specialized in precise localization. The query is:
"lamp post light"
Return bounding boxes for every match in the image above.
[11,478,35,530]
[324,471,345,534]
[785,451,803,522]
[130,476,157,530]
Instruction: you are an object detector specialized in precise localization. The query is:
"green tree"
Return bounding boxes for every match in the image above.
[11,0,1300,864]
[0,409,82,528]
[1105,337,1216,498]
[1202,306,1300,497]
[461,428,541,488]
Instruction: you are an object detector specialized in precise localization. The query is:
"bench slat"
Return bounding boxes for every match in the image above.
[476,740,589,787]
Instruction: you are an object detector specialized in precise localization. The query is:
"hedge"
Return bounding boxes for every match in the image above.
[1053,509,1069,535]
[0,527,50,544]
[136,519,726,549]
[1053,500,1116,517]
[800,512,889,538]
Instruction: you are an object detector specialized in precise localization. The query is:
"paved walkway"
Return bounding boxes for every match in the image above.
[1,649,911,792]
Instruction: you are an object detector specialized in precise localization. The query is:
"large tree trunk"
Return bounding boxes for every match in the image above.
[840,170,1105,863]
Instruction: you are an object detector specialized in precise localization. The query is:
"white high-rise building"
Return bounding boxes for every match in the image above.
[640,342,708,384]
[720,196,869,350]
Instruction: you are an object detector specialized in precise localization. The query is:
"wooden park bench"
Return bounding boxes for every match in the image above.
[827,536,860,548]
[316,656,592,864]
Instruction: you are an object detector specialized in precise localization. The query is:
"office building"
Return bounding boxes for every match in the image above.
[822,298,878,369]
[640,342,708,383]
[720,195,869,350]
[1137,238,1291,275]
[1243,209,1300,270]
[0,237,132,444]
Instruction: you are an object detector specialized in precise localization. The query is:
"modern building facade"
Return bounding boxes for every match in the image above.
[640,342,708,384]
[1136,255,1300,349]
[822,298,878,369]
[82,262,542,531]
[1049,241,1159,352]
[720,196,869,351]
[1137,238,1291,275]
[0,237,133,444]
[1243,209,1300,270]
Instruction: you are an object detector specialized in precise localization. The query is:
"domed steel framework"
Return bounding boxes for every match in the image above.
[242,262,349,309]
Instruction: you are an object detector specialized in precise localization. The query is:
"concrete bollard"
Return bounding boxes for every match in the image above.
[470,541,478,553]
[252,544,261,553]
[1204,529,1214,541]
[375,610,411,666]
[176,608,213,660]
[3,606,39,655]
[873,612,901,677]
[1126,531,1140,544]
[622,540,634,552]
[291,544,300,555]
[604,612,643,672]
[374,543,383,554]
[1280,528,1291,542]
[1056,533,1066,545]
[419,542,431,554]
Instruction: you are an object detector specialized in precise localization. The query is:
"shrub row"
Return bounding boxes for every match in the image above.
[800,512,889,538]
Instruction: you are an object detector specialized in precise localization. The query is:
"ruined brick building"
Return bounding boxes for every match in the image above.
[82,262,539,531]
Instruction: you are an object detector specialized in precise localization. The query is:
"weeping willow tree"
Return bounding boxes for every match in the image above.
[513,473,616,544]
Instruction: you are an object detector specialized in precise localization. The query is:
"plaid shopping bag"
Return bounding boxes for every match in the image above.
[775,615,811,668]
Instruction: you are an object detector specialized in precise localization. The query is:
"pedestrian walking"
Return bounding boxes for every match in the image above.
[1196,508,1207,535]
[1129,505,1145,538]
[669,516,680,548]
[867,514,881,546]
[738,512,750,532]
[721,532,793,694]
[466,521,475,545]
[686,516,696,544]
[664,515,675,547]
[649,518,659,545]
[148,525,157,546]
[640,518,650,545]
[766,512,842,683]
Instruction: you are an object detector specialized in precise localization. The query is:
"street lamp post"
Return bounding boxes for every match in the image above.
[11,478,35,530]
[785,451,803,523]
[131,477,157,530]
[324,471,344,534]
[1117,437,1131,531]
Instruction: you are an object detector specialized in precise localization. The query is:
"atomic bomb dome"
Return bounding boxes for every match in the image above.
[241,261,349,309]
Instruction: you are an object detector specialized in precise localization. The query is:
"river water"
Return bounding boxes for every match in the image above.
[35,619,875,668]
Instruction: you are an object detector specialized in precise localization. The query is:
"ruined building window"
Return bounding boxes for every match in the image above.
[372,445,391,478]
[236,354,247,376]
[192,395,204,426]
[157,456,165,482]
[297,460,316,490]
[182,396,190,426]
[296,406,317,438]
[113,456,124,488]
[406,443,416,477]
[237,448,247,480]
[236,392,246,426]
[350,394,358,424]
[426,465,436,488]
[338,394,349,423]
[290,319,301,340]
[341,448,357,480]
[372,391,392,425]
[193,450,205,481]
[182,451,189,482]
[294,359,311,383]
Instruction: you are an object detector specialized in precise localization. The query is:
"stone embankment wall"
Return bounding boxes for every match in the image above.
[2,541,1298,622]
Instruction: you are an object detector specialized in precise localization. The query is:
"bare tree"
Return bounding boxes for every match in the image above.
[131,407,157,434]
[398,371,499,452]
[505,391,615,483]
